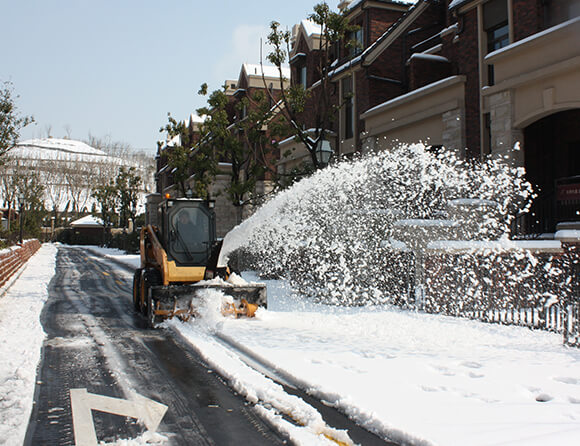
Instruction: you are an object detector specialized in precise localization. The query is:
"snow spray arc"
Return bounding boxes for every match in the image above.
[221,143,534,306]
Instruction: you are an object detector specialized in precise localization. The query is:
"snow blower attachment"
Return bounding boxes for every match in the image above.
[132,194,266,328]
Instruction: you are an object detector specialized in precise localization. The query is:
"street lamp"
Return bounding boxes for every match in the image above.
[315,139,333,168]
[18,194,24,244]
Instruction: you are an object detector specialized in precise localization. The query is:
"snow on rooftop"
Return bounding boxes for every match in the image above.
[301,19,321,37]
[184,113,207,128]
[16,138,107,156]
[70,215,104,227]
[408,53,450,63]
[448,0,470,9]
[11,138,134,167]
[242,63,290,80]
[346,0,419,10]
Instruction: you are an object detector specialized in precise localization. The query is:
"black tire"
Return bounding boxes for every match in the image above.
[132,269,142,311]
[142,268,162,329]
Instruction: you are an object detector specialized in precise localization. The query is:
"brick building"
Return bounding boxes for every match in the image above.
[278,0,420,172]
[360,0,579,235]
[279,0,579,236]
[156,64,289,236]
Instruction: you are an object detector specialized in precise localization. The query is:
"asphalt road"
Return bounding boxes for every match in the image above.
[24,246,288,445]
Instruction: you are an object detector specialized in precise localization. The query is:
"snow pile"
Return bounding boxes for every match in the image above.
[222,143,533,305]
[0,244,57,446]
[168,294,359,445]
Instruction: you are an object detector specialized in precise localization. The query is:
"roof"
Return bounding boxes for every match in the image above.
[70,215,104,227]
[344,0,419,14]
[16,138,107,156]
[448,0,470,10]
[184,113,207,128]
[241,63,290,80]
[12,138,127,165]
[301,19,322,37]
[362,0,430,66]
[325,0,427,77]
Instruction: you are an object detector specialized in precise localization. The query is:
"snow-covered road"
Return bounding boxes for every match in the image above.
[2,244,580,445]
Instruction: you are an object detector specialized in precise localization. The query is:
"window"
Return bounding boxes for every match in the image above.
[342,76,354,140]
[348,27,364,57]
[484,113,492,156]
[170,207,211,264]
[300,66,307,87]
[545,0,580,28]
[484,0,509,84]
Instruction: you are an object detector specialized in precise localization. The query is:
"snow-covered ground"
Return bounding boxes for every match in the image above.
[2,245,580,445]
[0,244,57,446]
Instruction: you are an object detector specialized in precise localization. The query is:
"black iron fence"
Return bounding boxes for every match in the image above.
[563,247,580,346]
[414,243,580,346]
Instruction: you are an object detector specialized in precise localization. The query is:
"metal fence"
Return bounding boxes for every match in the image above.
[563,249,580,346]
[415,243,580,346]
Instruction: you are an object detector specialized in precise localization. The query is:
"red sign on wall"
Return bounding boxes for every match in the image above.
[557,183,580,202]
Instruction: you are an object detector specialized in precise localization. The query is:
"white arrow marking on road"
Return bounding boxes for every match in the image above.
[70,388,168,446]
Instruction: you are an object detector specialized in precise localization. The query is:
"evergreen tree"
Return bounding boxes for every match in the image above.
[116,166,142,229]
[0,81,33,163]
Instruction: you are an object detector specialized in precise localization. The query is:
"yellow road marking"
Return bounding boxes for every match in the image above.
[101,272,110,276]
[115,280,123,286]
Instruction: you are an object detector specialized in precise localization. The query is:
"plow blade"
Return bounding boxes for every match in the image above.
[148,283,267,324]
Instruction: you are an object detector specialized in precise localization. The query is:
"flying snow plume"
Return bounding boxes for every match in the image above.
[222,143,533,306]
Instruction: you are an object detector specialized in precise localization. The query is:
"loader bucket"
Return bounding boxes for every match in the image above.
[148,282,266,323]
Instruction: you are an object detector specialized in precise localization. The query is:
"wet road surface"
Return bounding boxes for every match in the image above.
[24,246,287,445]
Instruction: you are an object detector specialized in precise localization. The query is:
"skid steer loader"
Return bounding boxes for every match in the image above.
[133,193,266,328]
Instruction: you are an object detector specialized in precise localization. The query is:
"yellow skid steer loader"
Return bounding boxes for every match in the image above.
[133,194,266,328]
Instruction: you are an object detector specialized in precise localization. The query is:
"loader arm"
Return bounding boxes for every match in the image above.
[140,225,170,286]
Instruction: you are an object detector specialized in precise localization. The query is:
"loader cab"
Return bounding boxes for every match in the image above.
[160,199,217,267]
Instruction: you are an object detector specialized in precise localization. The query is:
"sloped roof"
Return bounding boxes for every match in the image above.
[70,215,104,227]
[325,0,429,78]
[448,0,470,10]
[347,0,419,10]
[241,63,290,80]
[301,19,322,37]
[16,138,107,156]
[12,138,127,165]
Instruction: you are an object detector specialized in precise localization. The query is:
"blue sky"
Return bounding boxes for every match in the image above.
[2,0,322,152]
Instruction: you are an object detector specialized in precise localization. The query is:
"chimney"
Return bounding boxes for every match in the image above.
[338,0,352,12]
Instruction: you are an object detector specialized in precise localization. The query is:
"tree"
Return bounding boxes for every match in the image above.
[91,180,118,230]
[197,84,274,217]
[0,81,33,162]
[159,113,218,198]
[13,163,46,238]
[116,166,142,229]
[265,2,359,171]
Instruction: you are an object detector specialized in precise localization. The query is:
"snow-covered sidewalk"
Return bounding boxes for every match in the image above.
[0,244,57,446]
[169,274,580,446]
